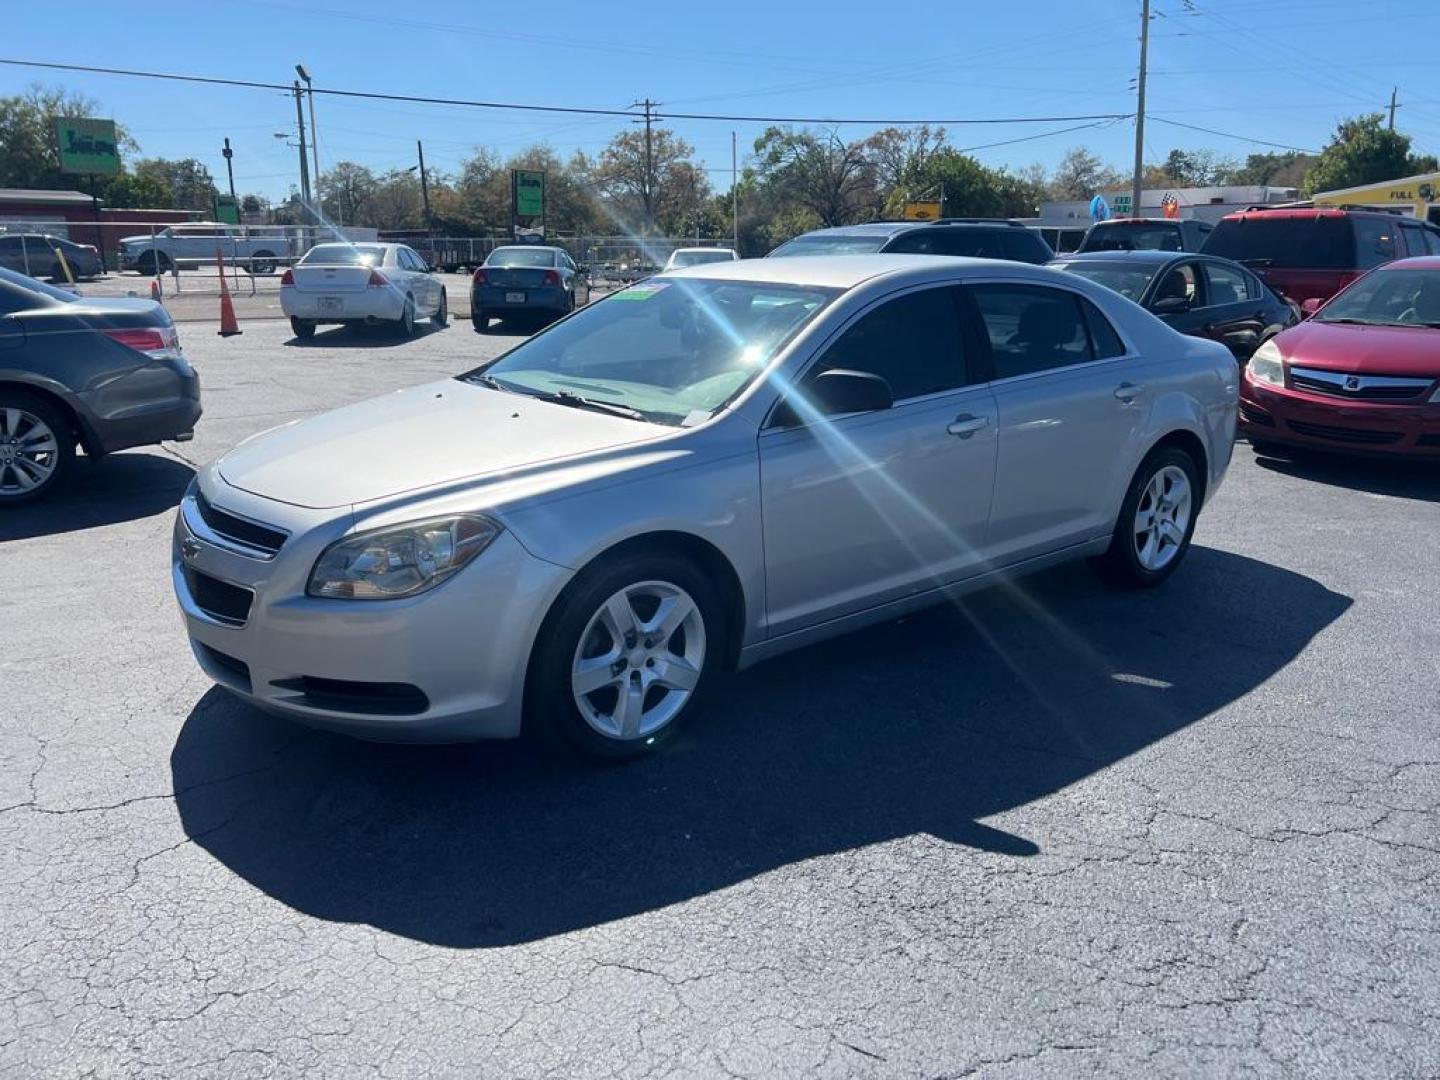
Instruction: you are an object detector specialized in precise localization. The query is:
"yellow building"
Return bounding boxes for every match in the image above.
[1311,170,1440,224]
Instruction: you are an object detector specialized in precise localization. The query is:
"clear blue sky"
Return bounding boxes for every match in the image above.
[5,0,1439,203]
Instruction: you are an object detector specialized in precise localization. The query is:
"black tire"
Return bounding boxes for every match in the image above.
[290,317,316,341]
[247,251,278,276]
[0,390,75,504]
[472,310,489,333]
[432,289,448,328]
[136,252,163,276]
[397,295,416,338]
[526,551,727,760]
[1093,445,1202,589]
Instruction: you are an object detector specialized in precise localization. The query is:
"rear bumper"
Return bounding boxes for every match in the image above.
[1240,382,1440,457]
[473,285,569,313]
[81,365,202,454]
[281,289,406,322]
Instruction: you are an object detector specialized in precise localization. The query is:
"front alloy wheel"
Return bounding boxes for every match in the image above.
[571,581,707,741]
[1095,446,1201,588]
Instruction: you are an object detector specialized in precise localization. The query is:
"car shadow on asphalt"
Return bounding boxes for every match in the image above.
[1250,444,1440,503]
[170,546,1350,948]
[283,322,451,348]
[0,450,193,541]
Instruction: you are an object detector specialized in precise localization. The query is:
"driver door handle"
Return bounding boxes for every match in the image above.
[946,414,990,438]
[1114,381,1145,403]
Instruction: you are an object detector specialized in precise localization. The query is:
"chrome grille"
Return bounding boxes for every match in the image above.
[188,492,287,559]
[1289,366,1434,401]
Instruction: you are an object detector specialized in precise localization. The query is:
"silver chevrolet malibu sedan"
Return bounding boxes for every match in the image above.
[173,256,1237,757]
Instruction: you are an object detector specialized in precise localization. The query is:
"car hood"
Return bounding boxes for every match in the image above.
[218,379,667,509]
[1275,320,1440,377]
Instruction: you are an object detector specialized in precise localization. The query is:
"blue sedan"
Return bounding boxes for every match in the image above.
[472,246,590,331]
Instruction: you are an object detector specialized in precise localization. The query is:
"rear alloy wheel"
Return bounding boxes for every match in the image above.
[397,295,416,338]
[0,395,74,504]
[529,554,723,759]
[1095,447,1200,588]
[290,317,316,341]
[432,289,448,328]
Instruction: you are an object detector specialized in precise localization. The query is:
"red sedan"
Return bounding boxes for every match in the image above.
[1240,257,1440,458]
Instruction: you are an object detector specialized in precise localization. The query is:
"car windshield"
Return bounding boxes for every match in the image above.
[486,248,556,267]
[669,250,733,267]
[1314,268,1440,326]
[300,244,386,266]
[1083,223,1184,252]
[0,267,77,304]
[1053,262,1157,302]
[1203,216,1353,269]
[464,278,838,425]
[769,234,889,257]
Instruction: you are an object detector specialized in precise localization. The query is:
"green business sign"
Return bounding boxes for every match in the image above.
[56,117,121,176]
[215,194,240,225]
[513,169,545,218]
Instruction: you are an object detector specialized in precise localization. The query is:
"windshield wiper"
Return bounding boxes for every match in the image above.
[546,389,648,421]
[466,373,515,392]
[1317,317,1383,325]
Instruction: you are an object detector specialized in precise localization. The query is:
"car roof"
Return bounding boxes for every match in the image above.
[661,253,1039,289]
[490,244,563,252]
[1376,255,1440,271]
[1091,218,1186,226]
[1219,207,1398,221]
[671,247,733,253]
[789,220,1022,240]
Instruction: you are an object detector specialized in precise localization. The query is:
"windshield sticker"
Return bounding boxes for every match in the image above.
[610,282,669,300]
[680,409,712,427]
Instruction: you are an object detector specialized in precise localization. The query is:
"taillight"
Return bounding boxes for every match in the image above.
[103,325,181,358]
[543,269,561,287]
[472,268,488,286]
[280,268,294,286]
[367,270,389,288]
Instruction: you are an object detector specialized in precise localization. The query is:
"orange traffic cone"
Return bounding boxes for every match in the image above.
[150,278,163,303]
[215,248,242,337]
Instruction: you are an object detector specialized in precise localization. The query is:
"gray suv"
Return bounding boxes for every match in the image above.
[0,268,200,503]
[768,219,1055,263]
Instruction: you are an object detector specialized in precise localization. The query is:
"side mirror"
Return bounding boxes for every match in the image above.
[1300,297,1323,319]
[811,368,894,416]
[1151,295,1191,315]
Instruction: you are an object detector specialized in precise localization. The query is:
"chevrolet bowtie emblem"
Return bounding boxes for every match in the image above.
[180,537,202,560]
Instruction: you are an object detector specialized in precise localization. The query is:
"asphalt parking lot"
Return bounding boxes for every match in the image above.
[2,319,1438,1077]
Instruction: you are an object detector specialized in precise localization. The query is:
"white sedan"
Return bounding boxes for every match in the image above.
[281,243,447,340]
[663,247,739,270]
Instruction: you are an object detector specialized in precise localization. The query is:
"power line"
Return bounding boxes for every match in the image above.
[0,57,1132,127]
[1149,116,1320,153]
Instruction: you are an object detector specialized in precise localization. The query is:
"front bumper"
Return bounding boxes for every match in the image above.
[171,484,571,742]
[473,284,569,313]
[1240,381,1440,457]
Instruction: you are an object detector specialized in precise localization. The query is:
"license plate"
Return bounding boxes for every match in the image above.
[505,291,526,303]
[318,296,343,312]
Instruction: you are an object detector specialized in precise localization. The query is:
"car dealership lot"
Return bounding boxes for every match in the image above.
[2,321,1438,1077]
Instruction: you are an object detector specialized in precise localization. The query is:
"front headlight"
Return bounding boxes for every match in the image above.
[1247,340,1286,387]
[308,514,501,600]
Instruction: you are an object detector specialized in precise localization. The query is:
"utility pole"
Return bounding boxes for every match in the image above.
[416,140,432,232]
[292,81,311,208]
[1388,86,1400,130]
[221,137,236,201]
[732,130,739,252]
[632,99,657,233]
[1131,0,1150,221]
[296,65,320,199]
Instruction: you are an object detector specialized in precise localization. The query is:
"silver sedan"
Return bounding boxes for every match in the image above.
[172,256,1237,757]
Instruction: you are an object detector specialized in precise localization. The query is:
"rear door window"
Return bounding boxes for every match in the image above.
[1203,261,1251,306]
[883,230,939,255]
[968,284,1096,379]
[1353,218,1398,269]
[930,229,1004,258]
[1001,230,1050,262]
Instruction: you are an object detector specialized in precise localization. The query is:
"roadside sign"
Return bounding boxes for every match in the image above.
[901,200,944,221]
[1111,193,1132,215]
[513,170,545,218]
[215,194,240,225]
[56,118,120,176]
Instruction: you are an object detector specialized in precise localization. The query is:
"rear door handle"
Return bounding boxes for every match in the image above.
[1113,381,1144,403]
[946,414,990,438]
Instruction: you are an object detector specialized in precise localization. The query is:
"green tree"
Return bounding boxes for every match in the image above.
[593,127,707,233]
[318,161,380,225]
[1050,147,1123,199]
[1304,114,1438,196]
[751,127,878,227]
[132,158,218,212]
[97,171,172,209]
[892,148,1043,218]
[1224,151,1314,188]
[0,85,137,194]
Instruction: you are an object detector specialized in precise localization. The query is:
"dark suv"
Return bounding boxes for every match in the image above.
[1201,207,1440,307]
[1078,217,1213,254]
[767,219,1054,263]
